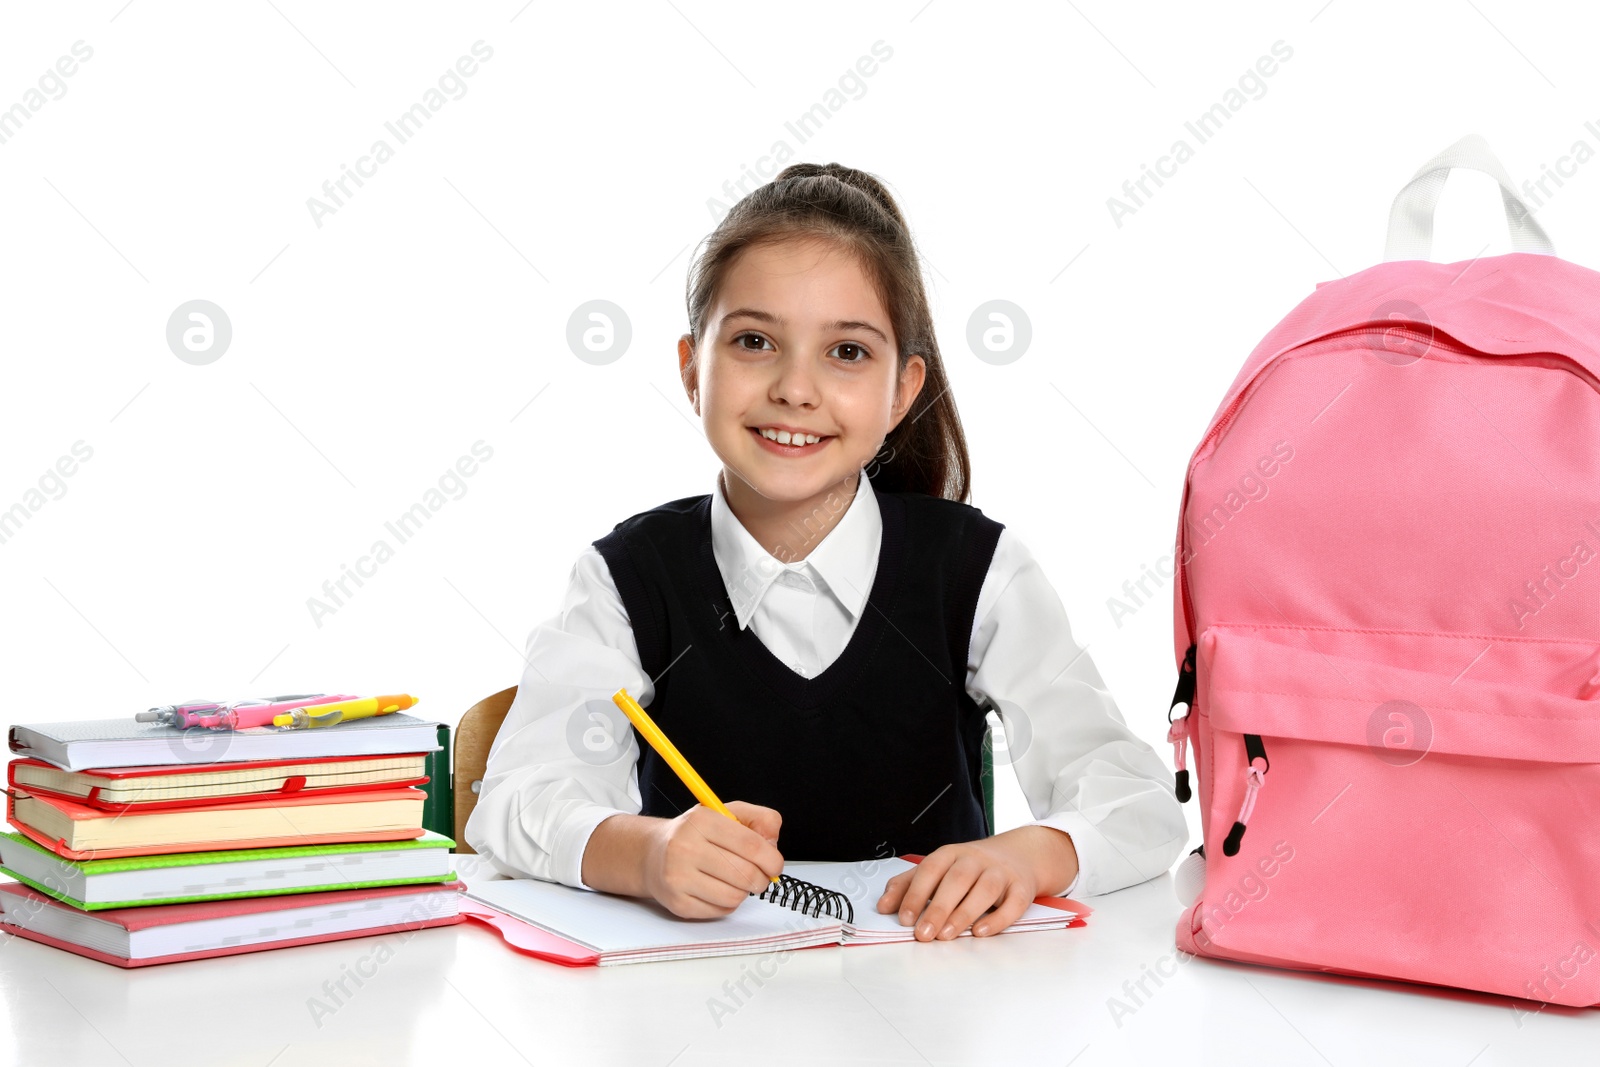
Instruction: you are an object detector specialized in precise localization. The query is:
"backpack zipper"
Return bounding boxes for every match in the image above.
[1222,734,1270,856]
[1165,638,1271,853]
[1167,643,1197,802]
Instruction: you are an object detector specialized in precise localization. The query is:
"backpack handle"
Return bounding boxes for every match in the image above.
[1383,134,1555,261]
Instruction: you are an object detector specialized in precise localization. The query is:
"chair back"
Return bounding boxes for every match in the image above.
[452,686,517,854]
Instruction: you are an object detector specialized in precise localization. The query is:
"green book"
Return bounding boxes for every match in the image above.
[0,829,456,911]
[421,722,454,845]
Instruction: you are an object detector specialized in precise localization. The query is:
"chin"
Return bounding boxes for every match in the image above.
[744,475,834,502]
[737,465,845,503]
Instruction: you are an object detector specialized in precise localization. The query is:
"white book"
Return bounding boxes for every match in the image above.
[8,713,442,771]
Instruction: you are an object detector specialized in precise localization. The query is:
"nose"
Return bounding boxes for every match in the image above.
[770,351,821,409]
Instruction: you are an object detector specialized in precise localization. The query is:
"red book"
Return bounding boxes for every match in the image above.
[8,753,430,812]
[0,879,464,967]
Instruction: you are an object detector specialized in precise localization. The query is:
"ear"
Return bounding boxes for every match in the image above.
[678,334,699,415]
[887,354,927,431]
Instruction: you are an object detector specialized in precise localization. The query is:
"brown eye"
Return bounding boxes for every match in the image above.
[832,343,868,363]
[734,332,771,351]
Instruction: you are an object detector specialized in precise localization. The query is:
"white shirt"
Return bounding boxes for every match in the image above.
[464,470,1186,898]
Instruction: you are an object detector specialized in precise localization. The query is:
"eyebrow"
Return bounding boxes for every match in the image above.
[721,307,890,345]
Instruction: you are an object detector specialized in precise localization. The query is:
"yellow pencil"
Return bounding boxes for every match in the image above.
[611,687,780,884]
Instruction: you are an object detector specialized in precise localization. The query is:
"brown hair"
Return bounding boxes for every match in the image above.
[683,162,972,503]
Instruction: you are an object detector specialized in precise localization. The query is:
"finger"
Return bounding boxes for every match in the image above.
[700,806,780,863]
[973,881,1035,937]
[722,829,786,885]
[659,841,754,916]
[877,870,911,914]
[684,866,756,911]
[895,851,958,931]
[669,880,747,918]
[697,806,786,882]
[937,868,1010,940]
[912,855,983,941]
[726,800,782,843]
[741,834,787,882]
[682,811,779,894]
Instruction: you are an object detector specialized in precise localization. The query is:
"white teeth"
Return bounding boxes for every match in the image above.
[759,428,822,446]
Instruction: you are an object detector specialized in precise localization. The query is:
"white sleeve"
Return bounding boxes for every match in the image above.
[965,528,1188,898]
[462,545,652,891]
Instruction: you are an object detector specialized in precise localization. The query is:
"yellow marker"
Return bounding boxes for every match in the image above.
[273,694,419,729]
[611,687,779,884]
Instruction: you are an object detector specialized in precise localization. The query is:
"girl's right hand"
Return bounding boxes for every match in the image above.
[642,801,785,918]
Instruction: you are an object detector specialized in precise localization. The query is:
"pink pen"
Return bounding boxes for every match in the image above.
[221,695,361,730]
[137,695,360,731]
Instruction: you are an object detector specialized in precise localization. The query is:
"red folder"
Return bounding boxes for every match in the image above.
[459,852,1091,967]
[0,879,465,968]
[460,895,601,967]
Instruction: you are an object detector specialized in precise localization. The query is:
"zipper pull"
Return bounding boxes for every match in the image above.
[1168,643,1197,802]
[1222,734,1269,856]
[1167,718,1191,802]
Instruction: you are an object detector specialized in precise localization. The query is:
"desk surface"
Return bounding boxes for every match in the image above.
[0,857,1592,1067]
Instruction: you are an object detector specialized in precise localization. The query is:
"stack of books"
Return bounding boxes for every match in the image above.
[0,707,464,967]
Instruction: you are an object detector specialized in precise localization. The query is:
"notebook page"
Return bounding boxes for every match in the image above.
[781,859,1077,941]
[465,876,841,956]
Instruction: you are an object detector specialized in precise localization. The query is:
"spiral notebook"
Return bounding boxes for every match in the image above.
[461,855,1086,966]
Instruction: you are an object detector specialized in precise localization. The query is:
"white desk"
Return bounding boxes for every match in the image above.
[0,856,1593,1067]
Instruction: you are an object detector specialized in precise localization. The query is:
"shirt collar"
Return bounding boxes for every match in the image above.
[711,469,882,631]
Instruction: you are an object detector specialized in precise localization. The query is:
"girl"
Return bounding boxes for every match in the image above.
[466,163,1185,941]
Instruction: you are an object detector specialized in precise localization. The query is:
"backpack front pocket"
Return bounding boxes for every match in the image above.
[1179,623,1600,1006]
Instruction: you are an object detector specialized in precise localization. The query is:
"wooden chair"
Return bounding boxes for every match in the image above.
[453,686,518,854]
[452,687,997,854]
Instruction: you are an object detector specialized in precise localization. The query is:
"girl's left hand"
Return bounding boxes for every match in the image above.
[875,825,1079,941]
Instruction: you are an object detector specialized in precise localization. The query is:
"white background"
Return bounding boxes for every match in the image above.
[2,0,1596,850]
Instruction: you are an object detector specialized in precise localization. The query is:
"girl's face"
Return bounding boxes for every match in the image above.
[680,238,925,510]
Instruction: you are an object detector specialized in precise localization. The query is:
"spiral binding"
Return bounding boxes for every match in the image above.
[757,873,855,923]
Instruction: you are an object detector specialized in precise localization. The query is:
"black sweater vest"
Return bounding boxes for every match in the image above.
[592,489,1004,861]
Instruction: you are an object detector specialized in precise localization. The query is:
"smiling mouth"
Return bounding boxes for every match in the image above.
[749,426,832,454]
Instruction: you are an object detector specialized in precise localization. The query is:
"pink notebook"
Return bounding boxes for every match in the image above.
[0,879,464,967]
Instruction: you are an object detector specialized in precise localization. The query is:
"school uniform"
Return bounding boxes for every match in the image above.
[465,469,1186,897]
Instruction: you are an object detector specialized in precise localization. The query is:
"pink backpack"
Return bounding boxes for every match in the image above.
[1167,135,1600,1006]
